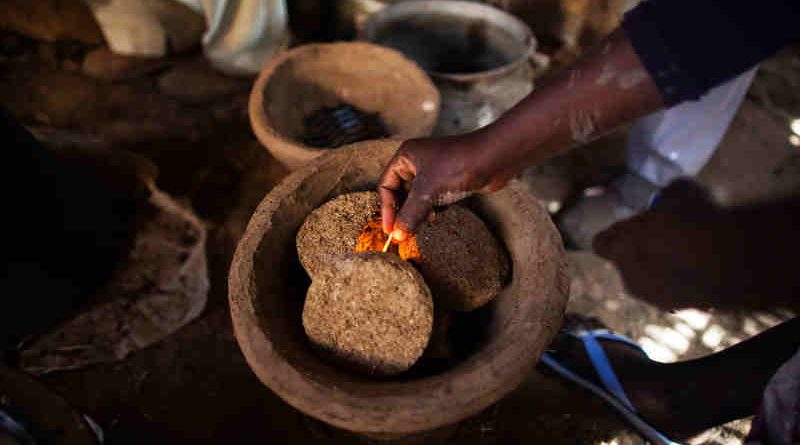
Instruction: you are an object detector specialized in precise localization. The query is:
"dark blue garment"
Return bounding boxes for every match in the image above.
[622,0,800,106]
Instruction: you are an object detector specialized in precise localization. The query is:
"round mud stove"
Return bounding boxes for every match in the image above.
[228,139,569,436]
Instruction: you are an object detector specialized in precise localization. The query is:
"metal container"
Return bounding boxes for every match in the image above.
[360,1,548,135]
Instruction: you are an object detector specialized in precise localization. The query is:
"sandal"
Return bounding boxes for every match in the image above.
[539,329,682,445]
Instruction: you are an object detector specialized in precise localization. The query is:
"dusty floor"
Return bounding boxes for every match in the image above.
[1,23,799,445]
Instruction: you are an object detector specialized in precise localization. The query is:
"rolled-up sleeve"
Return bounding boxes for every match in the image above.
[622,0,800,106]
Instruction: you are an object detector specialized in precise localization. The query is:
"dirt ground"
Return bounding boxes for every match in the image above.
[1,13,800,445]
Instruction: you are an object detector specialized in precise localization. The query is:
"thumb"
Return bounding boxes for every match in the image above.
[394,185,434,238]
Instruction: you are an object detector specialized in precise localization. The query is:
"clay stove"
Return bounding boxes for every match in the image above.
[228,139,568,436]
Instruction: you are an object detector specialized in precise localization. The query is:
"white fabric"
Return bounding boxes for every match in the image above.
[173,0,204,13]
[85,0,288,74]
[85,0,178,57]
[201,0,289,75]
[626,68,758,187]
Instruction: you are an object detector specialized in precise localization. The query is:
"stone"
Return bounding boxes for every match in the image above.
[0,0,104,45]
[82,47,170,82]
[157,58,250,104]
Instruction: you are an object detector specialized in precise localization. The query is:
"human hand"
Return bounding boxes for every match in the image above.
[378,134,511,240]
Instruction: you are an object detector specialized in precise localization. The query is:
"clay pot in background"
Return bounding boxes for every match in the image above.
[248,42,439,170]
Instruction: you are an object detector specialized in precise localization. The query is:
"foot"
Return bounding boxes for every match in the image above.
[543,325,695,439]
[557,172,660,250]
[557,187,636,250]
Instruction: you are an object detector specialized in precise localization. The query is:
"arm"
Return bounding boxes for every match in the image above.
[469,28,663,192]
[379,0,800,239]
[380,28,663,238]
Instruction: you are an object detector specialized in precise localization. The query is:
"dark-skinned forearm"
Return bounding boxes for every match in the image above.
[472,28,664,182]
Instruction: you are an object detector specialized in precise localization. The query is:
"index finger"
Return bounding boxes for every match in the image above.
[378,154,415,235]
[379,184,398,236]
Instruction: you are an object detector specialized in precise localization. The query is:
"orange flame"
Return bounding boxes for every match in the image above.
[397,235,420,261]
[355,216,419,261]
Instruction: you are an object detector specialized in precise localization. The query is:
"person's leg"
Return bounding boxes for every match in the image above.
[558,68,758,249]
[547,317,800,439]
[626,67,758,189]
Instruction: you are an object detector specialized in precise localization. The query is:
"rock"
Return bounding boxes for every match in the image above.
[0,31,34,60]
[157,58,250,104]
[62,58,81,73]
[37,43,58,66]
[0,0,104,44]
[82,47,170,82]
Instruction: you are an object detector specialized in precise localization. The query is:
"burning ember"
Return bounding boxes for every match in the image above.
[355,216,419,261]
[397,234,420,261]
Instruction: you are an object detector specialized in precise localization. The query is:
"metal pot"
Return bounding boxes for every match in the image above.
[360,1,548,135]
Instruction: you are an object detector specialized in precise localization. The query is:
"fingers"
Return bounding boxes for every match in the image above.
[379,185,397,235]
[395,184,434,238]
[378,154,416,235]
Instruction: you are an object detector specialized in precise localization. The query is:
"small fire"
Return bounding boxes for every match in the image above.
[355,215,419,261]
[355,216,394,254]
[397,235,420,261]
